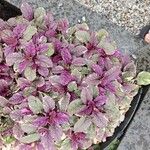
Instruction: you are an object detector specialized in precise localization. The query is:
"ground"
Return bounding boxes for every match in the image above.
[9,0,150,149]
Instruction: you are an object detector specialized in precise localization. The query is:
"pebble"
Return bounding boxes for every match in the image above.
[76,0,150,35]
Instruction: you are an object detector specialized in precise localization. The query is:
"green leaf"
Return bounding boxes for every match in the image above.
[60,138,72,150]
[98,36,117,55]
[75,30,90,43]
[67,99,83,115]
[24,67,36,81]
[3,136,15,144]
[23,25,37,41]
[59,93,70,111]
[108,139,120,150]
[67,81,77,92]
[71,68,82,82]
[137,71,150,85]
[34,7,46,26]
[28,96,43,114]
[97,29,109,41]
[34,7,46,19]
[20,123,37,134]
[20,133,40,144]
[45,43,55,57]
[74,117,91,132]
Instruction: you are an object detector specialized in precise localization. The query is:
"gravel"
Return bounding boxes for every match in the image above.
[75,0,150,35]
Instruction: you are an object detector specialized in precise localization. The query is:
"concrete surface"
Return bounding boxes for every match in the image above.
[9,0,150,149]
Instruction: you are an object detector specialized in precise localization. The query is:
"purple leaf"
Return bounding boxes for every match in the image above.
[0,79,9,96]
[57,18,69,34]
[33,117,48,127]
[44,12,54,26]
[49,125,63,141]
[38,66,49,77]
[72,57,86,66]
[92,64,103,76]
[9,92,24,105]
[19,60,30,73]
[55,112,69,125]
[36,55,53,68]
[84,73,100,85]
[25,41,36,57]
[60,71,74,86]
[101,66,121,85]
[94,95,107,107]
[61,48,72,64]
[10,110,23,121]
[21,3,33,21]
[17,77,31,89]
[13,24,27,37]
[92,112,108,128]
[6,52,23,66]
[42,95,55,112]
[41,130,56,150]
[1,29,17,46]
[81,87,93,104]
[73,46,87,56]
[13,123,24,140]
[0,96,8,107]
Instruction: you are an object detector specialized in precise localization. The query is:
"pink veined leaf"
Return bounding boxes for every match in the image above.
[49,125,63,141]
[1,29,17,46]
[21,3,34,21]
[38,66,49,77]
[4,46,15,57]
[52,66,64,74]
[59,92,70,111]
[17,77,31,89]
[61,47,72,64]
[0,79,9,96]
[19,60,30,73]
[94,95,107,107]
[42,95,55,112]
[9,92,24,105]
[10,110,23,122]
[55,112,69,125]
[101,66,121,85]
[44,12,54,26]
[92,112,108,128]
[81,87,93,104]
[33,117,48,127]
[0,96,8,107]
[84,73,100,85]
[79,104,93,116]
[13,123,24,140]
[35,143,45,150]
[91,64,103,76]
[72,57,86,66]
[60,71,74,86]
[6,52,23,66]
[41,130,56,150]
[73,45,87,57]
[25,41,36,57]
[13,24,27,37]
[36,55,53,68]
[17,144,33,150]
[57,18,69,34]
[38,43,49,52]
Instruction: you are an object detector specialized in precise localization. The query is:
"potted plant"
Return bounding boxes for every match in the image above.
[0,2,150,150]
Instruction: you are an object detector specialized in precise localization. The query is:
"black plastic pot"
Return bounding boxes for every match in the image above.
[0,1,149,149]
[100,85,149,150]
